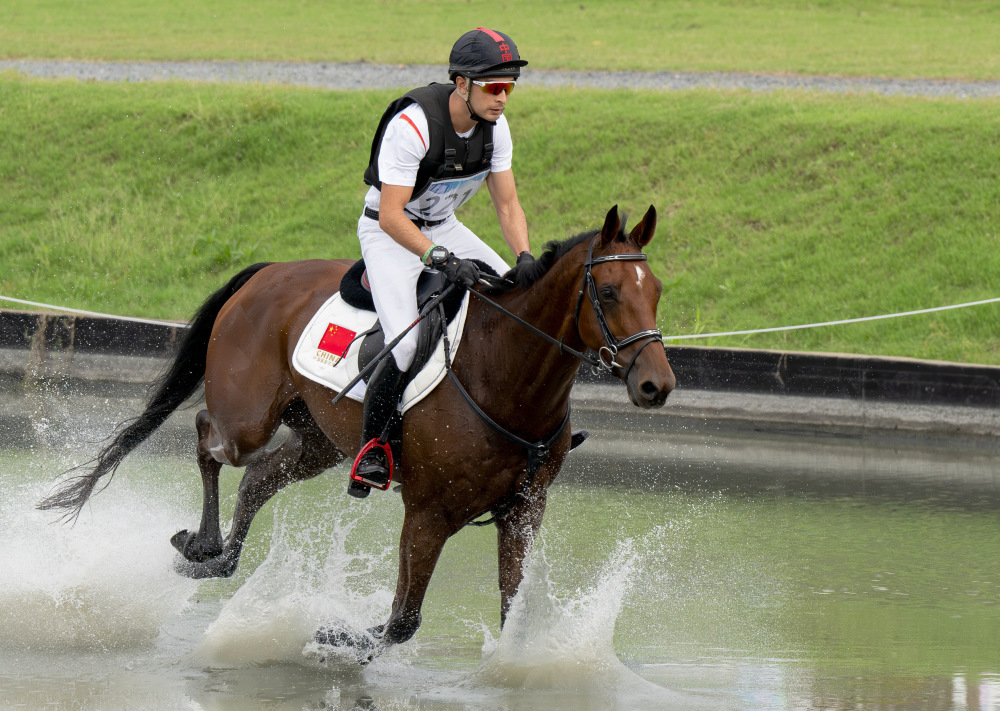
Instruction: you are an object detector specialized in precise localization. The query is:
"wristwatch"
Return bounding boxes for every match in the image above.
[424,244,449,267]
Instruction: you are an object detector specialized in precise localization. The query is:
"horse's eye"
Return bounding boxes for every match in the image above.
[599,286,617,301]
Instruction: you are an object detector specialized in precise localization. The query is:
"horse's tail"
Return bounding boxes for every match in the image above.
[38,262,274,520]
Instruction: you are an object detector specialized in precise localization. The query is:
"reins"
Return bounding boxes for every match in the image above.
[444,234,663,527]
[341,234,662,527]
[467,286,603,370]
[472,235,664,380]
[438,306,570,527]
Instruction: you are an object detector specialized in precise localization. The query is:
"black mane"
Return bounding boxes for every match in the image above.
[485,217,630,295]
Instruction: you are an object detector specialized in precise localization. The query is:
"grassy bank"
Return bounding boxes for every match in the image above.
[2,0,999,79]
[2,76,1000,364]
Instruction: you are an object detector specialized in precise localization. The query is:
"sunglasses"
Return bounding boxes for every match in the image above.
[471,79,517,96]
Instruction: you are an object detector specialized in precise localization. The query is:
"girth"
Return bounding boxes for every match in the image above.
[449,365,570,528]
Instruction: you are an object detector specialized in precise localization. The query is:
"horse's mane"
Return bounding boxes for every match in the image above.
[486,218,630,295]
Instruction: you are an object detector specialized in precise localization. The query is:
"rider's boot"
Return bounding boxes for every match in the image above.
[349,355,407,498]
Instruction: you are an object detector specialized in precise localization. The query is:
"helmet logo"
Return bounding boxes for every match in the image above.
[476,27,514,63]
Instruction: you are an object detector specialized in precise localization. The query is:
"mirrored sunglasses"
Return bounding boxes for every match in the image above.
[471,79,517,96]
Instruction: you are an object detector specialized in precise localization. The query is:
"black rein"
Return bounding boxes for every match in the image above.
[444,234,663,527]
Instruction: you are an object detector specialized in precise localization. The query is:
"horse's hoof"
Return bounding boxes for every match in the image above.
[314,623,384,665]
[173,550,237,580]
[347,480,371,499]
[170,529,223,562]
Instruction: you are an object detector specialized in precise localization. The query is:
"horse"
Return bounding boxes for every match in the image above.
[39,204,676,662]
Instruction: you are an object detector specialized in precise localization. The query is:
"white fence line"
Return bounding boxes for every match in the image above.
[4,293,1000,340]
[0,295,185,328]
[662,297,1000,340]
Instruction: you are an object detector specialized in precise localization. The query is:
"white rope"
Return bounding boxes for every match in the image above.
[4,293,1000,340]
[663,297,1000,340]
[0,295,187,328]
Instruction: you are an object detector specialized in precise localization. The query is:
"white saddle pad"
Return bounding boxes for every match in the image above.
[291,291,470,414]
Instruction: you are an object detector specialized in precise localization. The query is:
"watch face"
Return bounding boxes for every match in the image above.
[430,246,449,264]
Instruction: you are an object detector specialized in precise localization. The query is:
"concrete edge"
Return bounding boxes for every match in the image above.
[4,308,1000,440]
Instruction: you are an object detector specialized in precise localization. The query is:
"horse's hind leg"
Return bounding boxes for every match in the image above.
[170,410,225,562]
[175,401,346,579]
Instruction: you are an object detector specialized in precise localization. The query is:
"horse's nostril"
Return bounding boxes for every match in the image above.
[640,381,661,399]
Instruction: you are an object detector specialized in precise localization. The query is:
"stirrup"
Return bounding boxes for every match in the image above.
[350,438,394,491]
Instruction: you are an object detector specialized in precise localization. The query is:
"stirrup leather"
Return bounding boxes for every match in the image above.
[350,438,394,490]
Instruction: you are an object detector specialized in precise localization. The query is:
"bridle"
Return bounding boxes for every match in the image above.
[468,233,664,382]
[572,235,665,382]
[441,233,666,526]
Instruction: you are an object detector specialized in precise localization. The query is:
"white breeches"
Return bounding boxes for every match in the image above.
[357,214,510,370]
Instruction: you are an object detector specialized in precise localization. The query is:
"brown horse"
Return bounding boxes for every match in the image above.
[40,204,675,661]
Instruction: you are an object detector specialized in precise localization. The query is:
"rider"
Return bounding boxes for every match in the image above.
[350,28,534,497]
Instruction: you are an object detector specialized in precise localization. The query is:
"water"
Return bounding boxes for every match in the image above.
[1,405,999,709]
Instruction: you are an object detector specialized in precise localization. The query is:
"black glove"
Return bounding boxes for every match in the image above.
[516,251,535,266]
[439,253,481,288]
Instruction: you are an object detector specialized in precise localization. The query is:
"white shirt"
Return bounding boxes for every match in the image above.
[363,104,513,220]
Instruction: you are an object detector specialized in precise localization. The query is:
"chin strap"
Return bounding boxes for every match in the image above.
[460,84,498,126]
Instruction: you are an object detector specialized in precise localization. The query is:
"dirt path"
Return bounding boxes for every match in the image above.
[3,59,999,98]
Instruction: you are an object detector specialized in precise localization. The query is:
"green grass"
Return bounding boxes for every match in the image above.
[2,0,999,79]
[2,75,999,363]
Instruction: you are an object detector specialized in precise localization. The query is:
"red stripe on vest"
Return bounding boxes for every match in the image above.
[399,113,426,150]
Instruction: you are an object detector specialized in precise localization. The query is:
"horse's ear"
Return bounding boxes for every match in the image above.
[598,205,621,248]
[629,205,657,248]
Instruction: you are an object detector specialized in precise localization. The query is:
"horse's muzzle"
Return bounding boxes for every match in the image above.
[626,347,676,409]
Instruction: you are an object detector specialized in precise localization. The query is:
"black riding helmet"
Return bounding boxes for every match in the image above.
[449,28,527,125]
[448,27,528,81]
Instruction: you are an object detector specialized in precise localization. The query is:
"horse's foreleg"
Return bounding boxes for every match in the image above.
[171,410,225,562]
[496,490,549,627]
[383,511,452,645]
[316,509,451,662]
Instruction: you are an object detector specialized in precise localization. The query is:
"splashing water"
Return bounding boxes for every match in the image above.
[0,475,199,653]
[477,542,634,688]
[471,530,713,708]
[192,494,397,668]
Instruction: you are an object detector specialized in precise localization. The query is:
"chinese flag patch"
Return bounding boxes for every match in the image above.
[317,323,356,358]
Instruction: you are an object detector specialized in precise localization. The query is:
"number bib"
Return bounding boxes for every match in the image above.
[407,170,489,222]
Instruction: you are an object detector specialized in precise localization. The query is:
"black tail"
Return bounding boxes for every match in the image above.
[38,263,273,521]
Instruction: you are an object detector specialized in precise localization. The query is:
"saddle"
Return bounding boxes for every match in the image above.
[338,258,474,383]
[291,258,495,406]
[291,257,591,497]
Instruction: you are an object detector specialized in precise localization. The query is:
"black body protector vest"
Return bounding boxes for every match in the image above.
[364,83,495,223]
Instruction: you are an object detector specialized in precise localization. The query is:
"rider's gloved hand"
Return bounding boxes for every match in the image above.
[516,251,535,266]
[440,254,481,288]
[424,244,480,288]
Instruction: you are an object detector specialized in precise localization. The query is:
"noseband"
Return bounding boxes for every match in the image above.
[573,236,665,382]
